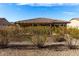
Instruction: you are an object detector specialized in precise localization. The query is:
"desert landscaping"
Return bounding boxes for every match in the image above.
[0,18,79,56]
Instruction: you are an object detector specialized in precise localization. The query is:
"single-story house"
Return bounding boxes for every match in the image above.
[15,18,70,27]
[67,18,79,28]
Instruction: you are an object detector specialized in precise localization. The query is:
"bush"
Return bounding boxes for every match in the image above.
[31,35,47,48]
[66,27,79,49]
[4,26,32,42]
[67,27,79,39]
[52,26,67,42]
[0,29,9,47]
[0,25,79,49]
[28,26,49,48]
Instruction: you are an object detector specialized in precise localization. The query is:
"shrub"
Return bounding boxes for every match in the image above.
[0,25,79,49]
[31,35,47,48]
[4,26,32,42]
[67,27,79,39]
[29,26,49,48]
[0,29,9,46]
[52,26,67,42]
[66,27,79,49]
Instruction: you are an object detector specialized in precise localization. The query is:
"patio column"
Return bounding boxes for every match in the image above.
[64,24,67,34]
[32,23,34,34]
[53,24,56,32]
[50,24,52,36]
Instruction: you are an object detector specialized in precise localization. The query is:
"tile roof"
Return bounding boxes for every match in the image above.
[16,18,70,24]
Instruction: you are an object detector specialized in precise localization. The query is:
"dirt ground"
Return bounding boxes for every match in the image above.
[0,41,78,56]
[0,44,79,56]
[0,47,79,56]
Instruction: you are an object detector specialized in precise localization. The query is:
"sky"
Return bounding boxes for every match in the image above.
[0,3,79,22]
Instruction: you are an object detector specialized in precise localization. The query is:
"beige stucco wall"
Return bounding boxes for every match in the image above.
[67,20,79,28]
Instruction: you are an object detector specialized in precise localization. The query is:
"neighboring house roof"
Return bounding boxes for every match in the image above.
[0,18,10,25]
[15,18,70,24]
[71,18,79,21]
[67,18,79,28]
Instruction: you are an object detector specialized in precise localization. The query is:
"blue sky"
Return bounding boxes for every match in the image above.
[0,3,79,22]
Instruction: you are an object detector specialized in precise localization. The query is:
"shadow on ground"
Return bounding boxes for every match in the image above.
[0,44,70,51]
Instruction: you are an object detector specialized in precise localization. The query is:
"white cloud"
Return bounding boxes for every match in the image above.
[17,3,29,5]
[63,11,76,15]
[1,0,79,3]
[16,3,79,7]
[16,3,64,6]
[0,0,79,6]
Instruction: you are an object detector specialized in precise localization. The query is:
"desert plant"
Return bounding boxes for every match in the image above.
[9,26,32,42]
[0,29,9,47]
[1,24,79,49]
[67,27,79,39]
[51,26,67,42]
[31,35,47,48]
[29,26,50,48]
[66,27,79,49]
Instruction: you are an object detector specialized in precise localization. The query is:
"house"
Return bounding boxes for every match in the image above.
[0,18,10,29]
[15,18,70,27]
[67,18,79,28]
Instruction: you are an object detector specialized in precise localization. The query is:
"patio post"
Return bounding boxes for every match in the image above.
[50,24,52,36]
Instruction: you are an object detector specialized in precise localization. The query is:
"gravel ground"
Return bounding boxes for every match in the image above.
[0,41,78,56]
[0,47,79,56]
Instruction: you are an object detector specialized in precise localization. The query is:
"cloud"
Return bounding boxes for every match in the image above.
[16,3,79,7]
[63,11,76,15]
[16,3,65,6]
[1,0,79,3]
[16,3,29,5]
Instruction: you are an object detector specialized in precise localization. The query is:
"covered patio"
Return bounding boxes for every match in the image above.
[15,18,70,27]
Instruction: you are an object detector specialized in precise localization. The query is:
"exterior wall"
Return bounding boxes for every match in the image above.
[67,20,79,28]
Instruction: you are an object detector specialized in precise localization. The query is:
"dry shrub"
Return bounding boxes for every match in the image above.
[31,35,47,48]
[29,26,49,48]
[67,27,79,39]
[31,26,50,35]
[66,27,79,49]
[52,26,67,42]
[5,26,32,42]
[0,25,79,49]
[25,26,68,48]
[0,29,9,46]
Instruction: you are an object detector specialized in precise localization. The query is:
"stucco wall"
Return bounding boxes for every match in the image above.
[67,20,79,28]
